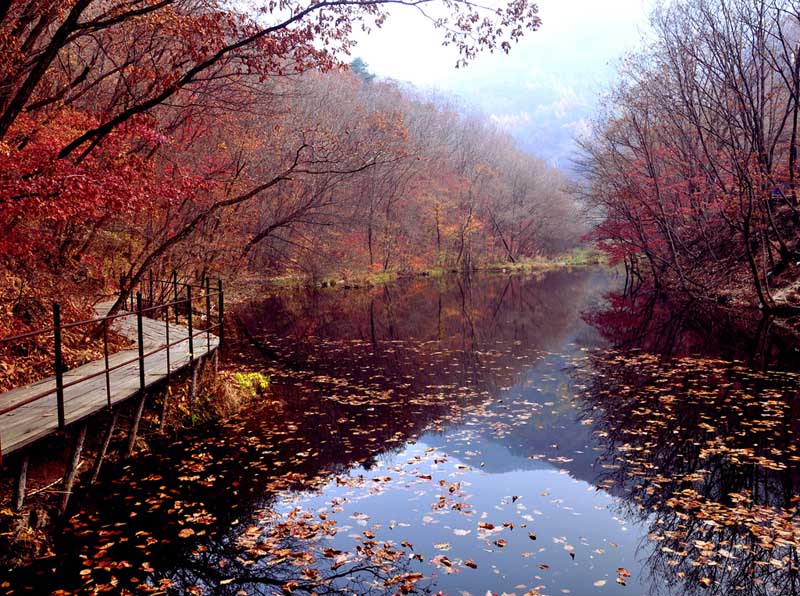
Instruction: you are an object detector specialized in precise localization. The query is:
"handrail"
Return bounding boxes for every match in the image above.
[0,327,54,345]
[1,277,222,342]
[120,273,218,292]
[0,272,224,457]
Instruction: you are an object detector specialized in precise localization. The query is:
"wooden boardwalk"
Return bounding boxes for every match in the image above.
[0,301,218,457]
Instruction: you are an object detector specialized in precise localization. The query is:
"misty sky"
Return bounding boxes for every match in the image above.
[353,0,654,167]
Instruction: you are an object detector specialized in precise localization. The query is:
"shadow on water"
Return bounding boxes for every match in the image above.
[3,269,799,596]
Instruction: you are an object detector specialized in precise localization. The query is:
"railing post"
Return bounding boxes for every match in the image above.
[53,303,65,430]
[162,311,172,431]
[165,311,171,379]
[136,292,145,391]
[217,279,224,349]
[102,318,111,408]
[148,270,154,311]
[205,276,211,352]
[172,270,179,324]
[187,285,193,361]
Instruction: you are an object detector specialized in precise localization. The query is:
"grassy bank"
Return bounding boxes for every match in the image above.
[484,247,607,273]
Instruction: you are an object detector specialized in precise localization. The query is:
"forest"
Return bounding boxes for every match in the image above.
[5,0,800,333]
[0,0,585,341]
[581,0,800,309]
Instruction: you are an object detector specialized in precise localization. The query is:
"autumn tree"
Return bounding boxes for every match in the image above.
[581,0,800,308]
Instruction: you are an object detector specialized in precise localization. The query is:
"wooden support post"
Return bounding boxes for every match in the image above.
[161,315,171,433]
[173,270,179,324]
[13,453,30,512]
[128,295,147,459]
[189,356,203,409]
[90,410,119,484]
[59,424,87,515]
[205,276,211,353]
[136,292,145,391]
[102,318,111,409]
[126,391,147,458]
[148,270,154,311]
[160,387,170,432]
[217,278,224,349]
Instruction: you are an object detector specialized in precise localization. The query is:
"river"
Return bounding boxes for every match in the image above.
[4,267,799,596]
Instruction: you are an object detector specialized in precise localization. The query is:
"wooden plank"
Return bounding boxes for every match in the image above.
[0,301,218,457]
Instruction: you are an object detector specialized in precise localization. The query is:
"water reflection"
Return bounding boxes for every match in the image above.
[237,270,620,486]
[4,269,799,596]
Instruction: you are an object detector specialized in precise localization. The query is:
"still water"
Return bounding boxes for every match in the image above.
[5,268,800,596]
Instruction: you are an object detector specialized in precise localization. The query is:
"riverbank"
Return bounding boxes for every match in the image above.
[235,247,607,293]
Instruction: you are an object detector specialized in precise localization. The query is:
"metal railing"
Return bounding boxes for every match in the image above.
[0,272,224,451]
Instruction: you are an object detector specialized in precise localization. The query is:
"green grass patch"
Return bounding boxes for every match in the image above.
[233,371,270,397]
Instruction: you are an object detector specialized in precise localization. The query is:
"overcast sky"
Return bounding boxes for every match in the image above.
[352,0,654,167]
